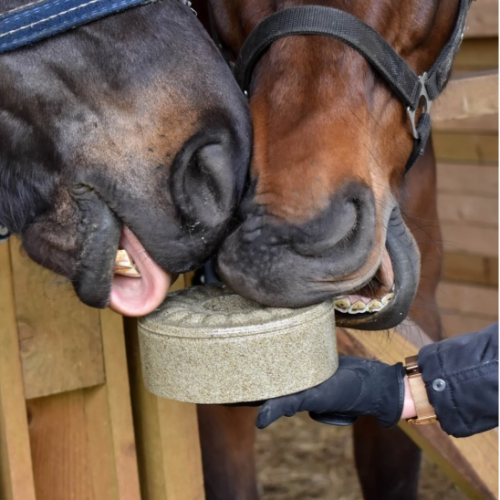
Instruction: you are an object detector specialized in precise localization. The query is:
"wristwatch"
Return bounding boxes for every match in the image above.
[404,355,437,425]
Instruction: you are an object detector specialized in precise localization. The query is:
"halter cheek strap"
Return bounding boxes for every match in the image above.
[234,0,474,172]
[0,0,195,55]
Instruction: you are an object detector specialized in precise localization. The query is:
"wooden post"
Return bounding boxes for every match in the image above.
[95,308,142,500]
[0,241,36,500]
[124,276,205,500]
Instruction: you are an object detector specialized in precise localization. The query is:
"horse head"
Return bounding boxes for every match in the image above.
[0,0,251,316]
[211,0,463,329]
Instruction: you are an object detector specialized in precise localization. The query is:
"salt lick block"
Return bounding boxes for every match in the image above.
[138,283,338,404]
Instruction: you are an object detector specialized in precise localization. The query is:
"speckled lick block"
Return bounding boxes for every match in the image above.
[138,283,338,404]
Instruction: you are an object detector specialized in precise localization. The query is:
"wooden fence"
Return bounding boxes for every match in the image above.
[433,0,498,335]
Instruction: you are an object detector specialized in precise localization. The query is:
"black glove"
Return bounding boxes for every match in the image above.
[256,356,405,429]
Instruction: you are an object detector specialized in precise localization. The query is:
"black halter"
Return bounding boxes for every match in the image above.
[233,0,474,172]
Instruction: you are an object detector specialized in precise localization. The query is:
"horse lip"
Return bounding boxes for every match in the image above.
[72,186,121,309]
[334,207,420,330]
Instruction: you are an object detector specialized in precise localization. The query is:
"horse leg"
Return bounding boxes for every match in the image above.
[197,405,259,500]
[353,139,443,499]
[354,418,421,499]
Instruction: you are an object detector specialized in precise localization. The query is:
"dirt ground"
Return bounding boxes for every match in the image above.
[255,413,465,500]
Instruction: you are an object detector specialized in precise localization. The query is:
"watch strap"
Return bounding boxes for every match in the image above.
[405,355,437,425]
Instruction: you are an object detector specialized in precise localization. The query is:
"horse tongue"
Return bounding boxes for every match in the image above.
[109,226,171,317]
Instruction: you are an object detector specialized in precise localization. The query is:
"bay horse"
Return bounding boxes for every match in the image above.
[0,0,251,317]
[196,0,466,498]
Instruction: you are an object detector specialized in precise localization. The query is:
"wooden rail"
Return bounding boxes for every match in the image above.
[432,70,498,123]
[465,0,498,39]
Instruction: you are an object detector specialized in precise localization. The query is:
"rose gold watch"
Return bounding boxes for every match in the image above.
[404,355,437,425]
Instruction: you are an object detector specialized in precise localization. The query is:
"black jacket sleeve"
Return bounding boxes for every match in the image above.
[418,323,498,438]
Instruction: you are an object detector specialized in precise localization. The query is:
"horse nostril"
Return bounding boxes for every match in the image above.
[170,134,241,229]
[195,144,235,208]
[290,184,374,257]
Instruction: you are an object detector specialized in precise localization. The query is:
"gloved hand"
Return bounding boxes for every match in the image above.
[256,356,405,429]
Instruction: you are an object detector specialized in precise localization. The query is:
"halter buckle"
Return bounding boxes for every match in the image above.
[182,0,197,16]
[407,73,432,140]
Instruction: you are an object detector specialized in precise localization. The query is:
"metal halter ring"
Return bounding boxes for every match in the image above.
[407,73,432,140]
[0,224,10,242]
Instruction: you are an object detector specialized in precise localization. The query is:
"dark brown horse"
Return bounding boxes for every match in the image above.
[196,0,461,498]
[0,0,251,317]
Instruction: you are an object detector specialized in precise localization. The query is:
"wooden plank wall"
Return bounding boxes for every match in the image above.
[432,22,498,336]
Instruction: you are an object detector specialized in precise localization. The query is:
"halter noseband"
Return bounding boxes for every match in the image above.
[0,0,195,55]
[233,0,474,173]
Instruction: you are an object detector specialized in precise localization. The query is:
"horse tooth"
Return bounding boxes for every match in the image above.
[115,249,134,268]
[333,297,351,312]
[367,299,383,312]
[349,300,367,314]
[381,292,395,305]
[114,267,142,278]
[114,249,141,278]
